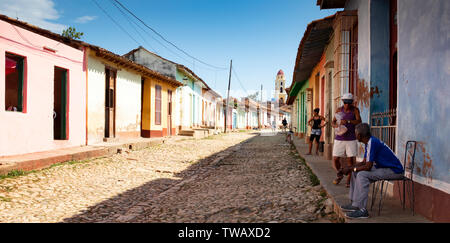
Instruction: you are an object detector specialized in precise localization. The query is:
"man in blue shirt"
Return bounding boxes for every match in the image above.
[339,123,404,219]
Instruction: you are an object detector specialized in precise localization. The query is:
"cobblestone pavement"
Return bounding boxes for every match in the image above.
[0,132,335,223]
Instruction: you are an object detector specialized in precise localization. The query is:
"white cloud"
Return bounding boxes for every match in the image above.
[74,15,97,24]
[0,0,66,33]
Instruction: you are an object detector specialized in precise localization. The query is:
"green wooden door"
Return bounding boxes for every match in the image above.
[54,67,67,140]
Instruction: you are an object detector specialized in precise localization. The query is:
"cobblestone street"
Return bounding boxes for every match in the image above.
[0,132,333,223]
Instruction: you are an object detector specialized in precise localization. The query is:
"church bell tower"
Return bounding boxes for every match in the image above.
[274,70,287,104]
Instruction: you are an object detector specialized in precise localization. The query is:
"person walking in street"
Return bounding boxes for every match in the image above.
[339,123,404,219]
[331,93,361,187]
[306,108,327,155]
[282,117,288,133]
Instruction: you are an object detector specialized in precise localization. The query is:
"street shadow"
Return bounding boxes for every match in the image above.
[62,133,260,223]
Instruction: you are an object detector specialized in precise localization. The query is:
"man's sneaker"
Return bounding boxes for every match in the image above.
[340,204,359,212]
[346,208,369,219]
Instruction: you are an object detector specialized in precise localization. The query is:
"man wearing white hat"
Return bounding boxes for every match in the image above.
[331,93,362,187]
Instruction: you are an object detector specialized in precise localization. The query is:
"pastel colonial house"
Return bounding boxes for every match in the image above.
[226,97,246,130]
[123,47,183,136]
[141,67,182,137]
[202,88,222,129]
[0,15,86,156]
[124,46,221,137]
[243,98,259,129]
[85,45,181,143]
[176,65,212,130]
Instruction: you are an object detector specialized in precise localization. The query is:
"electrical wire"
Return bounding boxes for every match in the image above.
[108,0,157,53]
[91,0,141,46]
[231,67,250,97]
[112,0,228,70]
[107,0,223,74]
[108,0,191,63]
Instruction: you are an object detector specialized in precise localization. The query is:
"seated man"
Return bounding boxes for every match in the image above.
[339,123,404,219]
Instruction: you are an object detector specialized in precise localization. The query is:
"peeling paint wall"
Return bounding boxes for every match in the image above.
[397,0,450,194]
[345,0,371,123]
[346,0,390,117]
[369,0,391,115]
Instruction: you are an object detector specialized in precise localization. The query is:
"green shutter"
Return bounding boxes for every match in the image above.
[60,69,67,139]
[17,57,24,112]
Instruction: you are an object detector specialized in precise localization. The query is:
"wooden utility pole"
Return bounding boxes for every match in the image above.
[224,60,232,133]
[260,84,263,102]
[259,84,263,129]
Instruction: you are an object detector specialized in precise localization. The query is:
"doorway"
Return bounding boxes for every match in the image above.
[105,68,116,139]
[168,90,172,136]
[389,0,398,111]
[53,67,68,140]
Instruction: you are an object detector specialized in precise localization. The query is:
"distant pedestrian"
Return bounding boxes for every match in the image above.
[331,93,361,188]
[272,120,276,132]
[282,117,288,132]
[339,123,404,219]
[306,108,327,155]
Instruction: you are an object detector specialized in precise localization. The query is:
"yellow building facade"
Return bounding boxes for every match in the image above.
[141,75,181,137]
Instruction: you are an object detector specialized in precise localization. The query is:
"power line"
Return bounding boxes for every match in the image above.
[108,0,195,65]
[91,0,141,46]
[108,0,225,73]
[112,0,228,70]
[108,0,157,53]
[232,67,250,97]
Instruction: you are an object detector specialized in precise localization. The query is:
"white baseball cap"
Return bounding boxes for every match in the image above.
[342,93,354,100]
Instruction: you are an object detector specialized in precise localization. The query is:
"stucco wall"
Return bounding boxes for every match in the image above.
[86,55,105,144]
[0,19,86,156]
[397,0,450,193]
[176,70,194,128]
[115,69,141,136]
[216,102,224,130]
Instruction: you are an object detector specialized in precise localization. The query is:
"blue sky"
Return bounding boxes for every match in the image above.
[0,0,338,99]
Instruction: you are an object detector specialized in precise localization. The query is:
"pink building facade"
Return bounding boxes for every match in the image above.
[0,16,86,156]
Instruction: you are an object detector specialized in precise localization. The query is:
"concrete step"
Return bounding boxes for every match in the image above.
[179,129,214,139]
[178,130,195,136]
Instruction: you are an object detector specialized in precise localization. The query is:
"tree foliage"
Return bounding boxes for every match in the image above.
[61,27,84,40]
[246,91,259,101]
